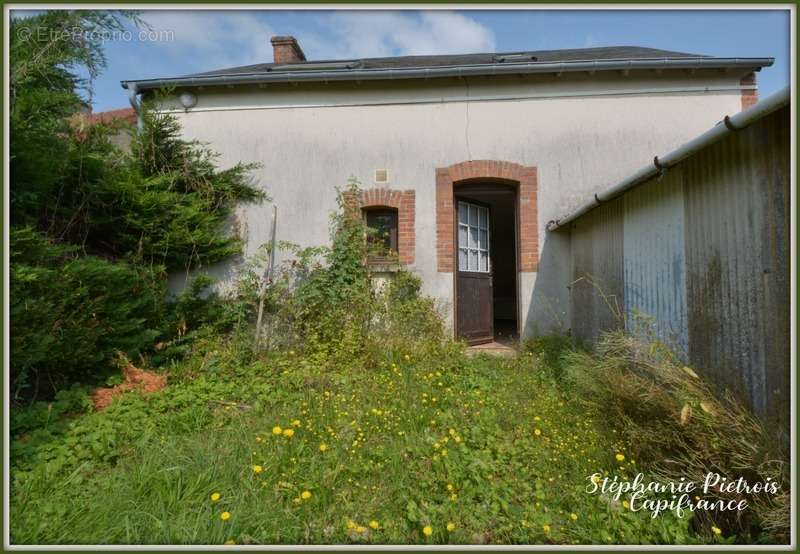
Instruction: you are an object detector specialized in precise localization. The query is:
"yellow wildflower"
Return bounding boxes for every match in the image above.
[291,419,301,427]
[300,490,312,500]
[220,511,231,521]
[615,453,625,462]
[534,428,542,436]
[622,500,630,509]
[319,443,328,452]
[712,526,722,536]
[447,483,454,491]
[272,426,282,435]
[447,522,456,532]
[210,492,221,503]
[422,525,433,537]
[543,524,551,533]
[224,539,236,545]
[252,464,263,474]
[404,354,411,361]
[369,520,380,530]
[570,513,578,521]
[283,428,295,438]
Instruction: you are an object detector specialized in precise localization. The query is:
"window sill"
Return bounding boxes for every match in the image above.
[367,257,404,273]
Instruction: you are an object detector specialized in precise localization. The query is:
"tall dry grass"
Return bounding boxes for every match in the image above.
[561,330,789,543]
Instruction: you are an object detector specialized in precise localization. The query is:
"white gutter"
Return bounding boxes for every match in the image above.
[546,85,790,232]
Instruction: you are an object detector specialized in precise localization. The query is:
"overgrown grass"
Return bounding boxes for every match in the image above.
[12,339,702,545]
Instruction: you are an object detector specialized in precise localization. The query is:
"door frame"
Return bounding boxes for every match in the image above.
[452,182,521,344]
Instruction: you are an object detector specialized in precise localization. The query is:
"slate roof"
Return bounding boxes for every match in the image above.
[189,46,707,78]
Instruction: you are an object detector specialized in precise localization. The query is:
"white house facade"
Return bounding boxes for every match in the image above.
[122,37,772,343]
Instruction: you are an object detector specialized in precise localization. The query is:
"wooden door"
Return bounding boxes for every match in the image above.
[455,199,493,344]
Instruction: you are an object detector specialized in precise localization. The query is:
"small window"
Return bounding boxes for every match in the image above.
[364,208,398,258]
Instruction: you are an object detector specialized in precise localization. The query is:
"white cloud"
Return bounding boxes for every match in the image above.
[139,10,275,70]
[131,10,493,75]
[299,11,496,60]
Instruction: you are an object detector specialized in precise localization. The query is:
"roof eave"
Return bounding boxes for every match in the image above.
[121,56,774,91]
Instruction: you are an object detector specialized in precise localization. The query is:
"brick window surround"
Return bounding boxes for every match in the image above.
[436,160,538,272]
[344,188,416,264]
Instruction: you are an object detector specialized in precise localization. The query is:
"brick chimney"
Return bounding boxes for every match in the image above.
[271,36,306,64]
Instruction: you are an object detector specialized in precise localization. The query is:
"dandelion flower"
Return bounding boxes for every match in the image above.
[534,428,542,436]
[422,525,433,537]
[224,539,236,545]
[252,465,263,474]
[220,511,231,521]
[291,419,301,427]
[283,428,295,438]
[210,492,221,503]
[319,443,328,452]
[615,453,625,462]
[622,500,630,509]
[534,416,541,421]
[300,490,312,500]
[712,526,722,536]
[404,354,411,361]
[447,483,454,491]
[570,513,578,521]
[272,426,282,435]
[447,522,456,532]
[369,520,380,530]
[543,524,551,533]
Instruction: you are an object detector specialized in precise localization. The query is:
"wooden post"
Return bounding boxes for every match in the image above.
[254,204,277,351]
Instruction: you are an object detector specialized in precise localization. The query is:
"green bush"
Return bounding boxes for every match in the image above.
[10,227,164,398]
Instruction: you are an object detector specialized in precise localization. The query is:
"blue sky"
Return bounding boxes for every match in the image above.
[20,9,791,111]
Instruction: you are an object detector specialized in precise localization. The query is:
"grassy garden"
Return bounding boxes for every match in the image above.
[13,338,698,545]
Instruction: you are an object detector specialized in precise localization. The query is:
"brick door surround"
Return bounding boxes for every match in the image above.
[436,160,538,273]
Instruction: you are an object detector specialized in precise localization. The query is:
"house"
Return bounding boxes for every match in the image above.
[71,107,137,149]
[121,36,773,345]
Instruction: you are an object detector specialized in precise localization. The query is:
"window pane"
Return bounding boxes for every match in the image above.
[479,208,488,229]
[458,248,468,271]
[469,206,478,226]
[469,227,478,249]
[365,209,398,254]
[458,224,468,249]
[458,203,468,225]
[469,249,478,271]
[480,229,488,249]
[480,251,488,272]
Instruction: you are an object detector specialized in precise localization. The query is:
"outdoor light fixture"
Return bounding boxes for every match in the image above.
[178,91,197,109]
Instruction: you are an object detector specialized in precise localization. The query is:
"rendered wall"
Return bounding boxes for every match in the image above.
[160,71,747,336]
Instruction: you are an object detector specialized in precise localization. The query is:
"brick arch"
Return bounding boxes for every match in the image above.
[436,160,538,272]
[344,187,416,264]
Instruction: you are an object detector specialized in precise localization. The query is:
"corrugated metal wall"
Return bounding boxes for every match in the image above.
[567,106,789,436]
[624,169,689,355]
[569,198,625,344]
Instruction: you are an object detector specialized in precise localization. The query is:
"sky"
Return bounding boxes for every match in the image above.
[14,9,792,111]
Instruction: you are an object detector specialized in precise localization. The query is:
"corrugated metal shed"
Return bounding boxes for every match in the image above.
[682,106,790,430]
[569,198,625,344]
[624,170,689,356]
[565,104,789,437]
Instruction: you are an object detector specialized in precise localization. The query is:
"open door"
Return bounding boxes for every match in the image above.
[455,199,493,344]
